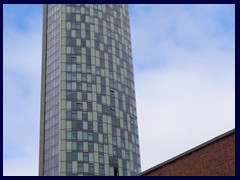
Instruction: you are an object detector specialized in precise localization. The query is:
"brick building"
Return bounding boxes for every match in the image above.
[140,129,235,176]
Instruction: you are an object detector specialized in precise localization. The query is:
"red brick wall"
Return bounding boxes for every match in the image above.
[143,132,235,176]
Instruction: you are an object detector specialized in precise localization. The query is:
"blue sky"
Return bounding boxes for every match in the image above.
[3,4,235,176]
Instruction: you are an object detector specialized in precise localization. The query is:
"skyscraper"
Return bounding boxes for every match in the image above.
[39,4,141,176]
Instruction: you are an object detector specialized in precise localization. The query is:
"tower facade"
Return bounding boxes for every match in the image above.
[39,4,141,176]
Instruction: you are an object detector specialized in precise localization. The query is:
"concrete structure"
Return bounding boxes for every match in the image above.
[39,4,141,176]
[140,129,235,176]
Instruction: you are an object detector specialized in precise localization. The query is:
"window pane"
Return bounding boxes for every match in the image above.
[88,142,93,152]
[66,132,71,139]
[71,132,77,140]
[83,132,88,140]
[99,144,104,152]
[77,65,82,72]
[66,64,72,72]
[89,163,94,173]
[99,164,104,175]
[77,142,83,151]
[83,152,89,162]
[78,163,83,173]
[88,132,93,141]
[66,162,72,173]
[99,154,104,163]
[66,82,72,90]
[72,142,77,151]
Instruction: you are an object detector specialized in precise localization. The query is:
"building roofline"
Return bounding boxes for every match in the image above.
[139,128,235,176]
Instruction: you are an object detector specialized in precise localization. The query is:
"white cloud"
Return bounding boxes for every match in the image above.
[130,4,235,171]
[136,66,234,170]
[3,5,42,176]
[3,155,38,176]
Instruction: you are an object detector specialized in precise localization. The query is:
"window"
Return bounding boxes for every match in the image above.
[78,163,83,173]
[91,75,96,83]
[71,6,76,13]
[77,121,83,130]
[66,64,71,72]
[67,39,76,46]
[99,144,104,153]
[88,132,93,141]
[86,56,91,65]
[83,111,88,120]
[98,123,103,133]
[77,141,83,151]
[82,93,87,101]
[77,83,82,91]
[76,65,81,72]
[83,131,93,141]
[97,114,103,122]
[110,80,114,88]
[101,86,106,95]
[86,65,91,73]
[87,84,92,92]
[66,30,71,37]
[97,94,102,103]
[89,163,94,173]
[88,142,94,152]
[76,7,81,13]
[72,74,77,81]
[113,147,117,156]
[121,139,125,148]
[96,67,101,75]
[113,136,117,146]
[76,30,81,37]
[99,164,104,175]
[66,111,71,119]
[77,102,82,110]
[124,122,128,130]
[112,127,117,136]
[76,47,81,54]
[88,122,93,131]
[76,23,80,29]
[66,91,71,100]
[87,102,92,111]
[71,132,77,140]
[67,131,77,140]
[93,4,98,10]
[126,151,130,160]
[66,83,71,90]
[81,39,86,47]
[72,152,78,161]
[72,142,77,151]
[101,77,106,85]
[100,59,105,67]
[85,8,90,15]
[66,152,72,161]
[66,73,71,80]
[98,4,102,11]
[103,134,108,143]
[94,133,98,141]
[82,74,87,82]
[72,111,77,119]
[71,22,76,29]
[86,31,90,39]
[83,132,88,140]
[94,10,98,17]
[99,153,104,163]
[83,152,89,162]
[66,162,72,173]
[110,98,115,107]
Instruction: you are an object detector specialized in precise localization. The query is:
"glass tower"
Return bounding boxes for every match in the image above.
[39,4,141,176]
